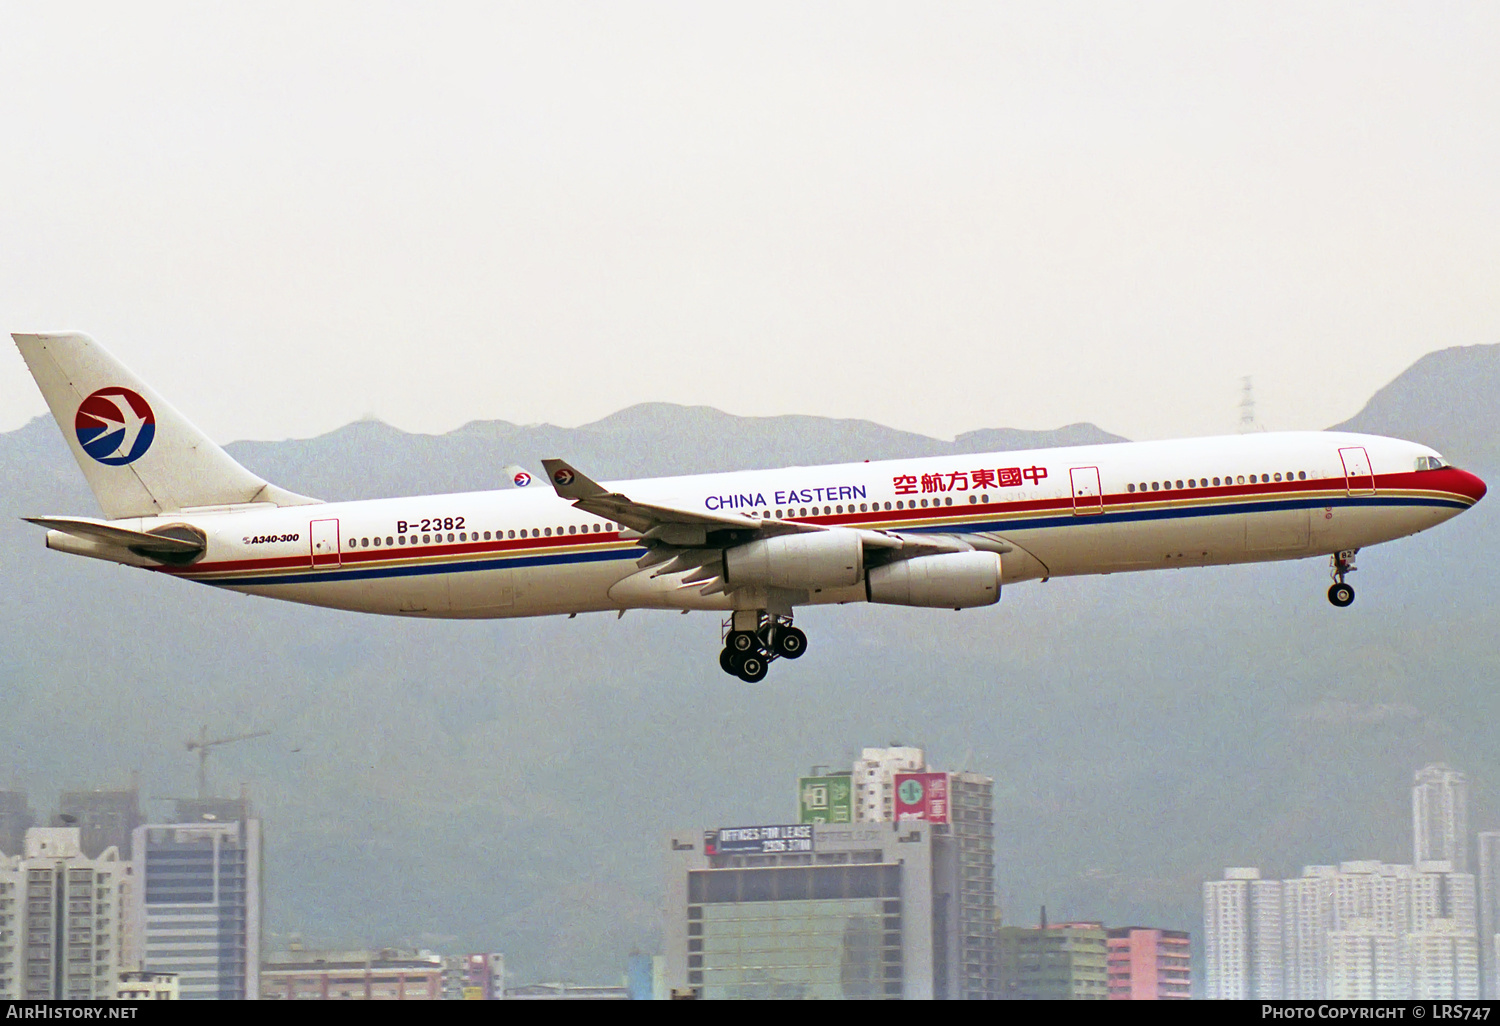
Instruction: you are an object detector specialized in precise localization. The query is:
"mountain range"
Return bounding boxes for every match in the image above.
[0,343,1495,982]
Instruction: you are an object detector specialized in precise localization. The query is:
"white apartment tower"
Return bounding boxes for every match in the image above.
[0,828,129,1000]
[1477,832,1500,997]
[1204,868,1283,999]
[1414,764,1469,872]
[852,746,925,823]
[1281,866,1335,998]
[1219,862,1480,1000]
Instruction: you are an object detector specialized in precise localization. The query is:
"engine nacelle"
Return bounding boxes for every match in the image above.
[724,530,863,590]
[866,551,1001,608]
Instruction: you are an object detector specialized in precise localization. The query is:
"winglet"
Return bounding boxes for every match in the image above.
[540,458,607,500]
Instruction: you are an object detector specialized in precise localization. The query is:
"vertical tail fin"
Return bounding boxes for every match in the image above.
[13,332,318,519]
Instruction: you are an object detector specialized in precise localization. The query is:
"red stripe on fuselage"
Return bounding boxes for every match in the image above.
[154,469,1481,580]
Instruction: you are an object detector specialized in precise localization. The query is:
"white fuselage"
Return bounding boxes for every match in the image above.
[53,431,1484,619]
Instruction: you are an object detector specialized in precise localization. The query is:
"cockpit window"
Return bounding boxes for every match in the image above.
[1415,455,1450,471]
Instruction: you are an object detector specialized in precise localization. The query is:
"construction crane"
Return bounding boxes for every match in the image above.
[185,726,270,799]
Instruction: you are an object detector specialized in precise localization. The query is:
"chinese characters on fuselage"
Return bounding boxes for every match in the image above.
[893,466,1048,495]
[700,465,1050,511]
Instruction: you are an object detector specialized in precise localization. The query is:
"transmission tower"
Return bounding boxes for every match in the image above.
[1238,376,1258,433]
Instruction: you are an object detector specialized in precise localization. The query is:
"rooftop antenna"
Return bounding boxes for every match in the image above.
[185,726,270,799]
[1238,376,1258,433]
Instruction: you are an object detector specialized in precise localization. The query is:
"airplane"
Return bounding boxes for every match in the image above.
[14,331,1487,683]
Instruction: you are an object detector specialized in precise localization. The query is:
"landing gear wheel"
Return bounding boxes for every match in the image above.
[720,647,740,675]
[1327,550,1358,608]
[737,653,769,683]
[774,626,808,660]
[726,630,758,655]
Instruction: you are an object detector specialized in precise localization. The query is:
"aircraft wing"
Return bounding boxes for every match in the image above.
[541,458,790,537]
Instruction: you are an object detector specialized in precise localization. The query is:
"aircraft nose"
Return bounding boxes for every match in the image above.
[1454,468,1487,504]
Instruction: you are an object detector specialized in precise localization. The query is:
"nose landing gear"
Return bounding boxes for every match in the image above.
[719,611,805,682]
[1328,550,1357,608]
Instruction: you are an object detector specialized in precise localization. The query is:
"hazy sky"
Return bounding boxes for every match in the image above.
[1,2,1496,444]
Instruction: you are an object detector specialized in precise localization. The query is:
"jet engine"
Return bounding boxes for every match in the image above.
[724,530,863,590]
[866,551,1001,608]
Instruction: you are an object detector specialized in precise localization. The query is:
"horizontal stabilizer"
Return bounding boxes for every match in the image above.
[24,516,204,554]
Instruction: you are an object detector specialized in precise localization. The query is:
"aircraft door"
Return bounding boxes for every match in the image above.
[1069,467,1103,515]
[310,518,341,567]
[1338,447,1375,495]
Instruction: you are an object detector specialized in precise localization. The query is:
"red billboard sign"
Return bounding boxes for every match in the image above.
[894,772,949,823]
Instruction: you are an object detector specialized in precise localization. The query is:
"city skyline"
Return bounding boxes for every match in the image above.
[1203,761,1496,1000]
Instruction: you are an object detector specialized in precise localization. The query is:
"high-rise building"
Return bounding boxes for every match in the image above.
[0,828,129,1000]
[1282,866,1336,998]
[59,786,142,860]
[1211,861,1480,1000]
[848,747,997,998]
[132,817,261,999]
[1105,927,1191,999]
[0,792,34,858]
[852,746,926,823]
[664,819,962,999]
[1204,868,1284,999]
[998,919,1109,1000]
[948,771,997,999]
[1323,860,1478,999]
[1478,832,1500,997]
[1414,764,1469,872]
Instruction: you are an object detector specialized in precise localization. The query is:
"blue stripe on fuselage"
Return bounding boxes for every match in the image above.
[200,492,1469,589]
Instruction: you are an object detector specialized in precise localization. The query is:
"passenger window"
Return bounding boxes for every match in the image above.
[361,538,369,547]
[920,499,929,507]
[1298,471,1306,480]
[459,532,467,541]
[422,534,430,544]
[1212,477,1220,486]
[373,537,381,546]
[860,503,868,512]
[1175,480,1183,489]
[448,533,455,542]
[799,508,808,517]
[568,525,577,534]
[980,494,988,503]
[968,495,977,503]
[945,496,953,505]
[835,505,843,514]
[397,536,405,545]
[386,537,393,546]
[1236,476,1245,484]
[544,527,552,536]
[1150,482,1159,491]
[885,502,893,510]
[1273,473,1281,482]
[347,538,355,547]
[1128,483,1136,492]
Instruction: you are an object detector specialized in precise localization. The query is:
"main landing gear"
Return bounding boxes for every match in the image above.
[1328,550,1357,608]
[720,611,807,683]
